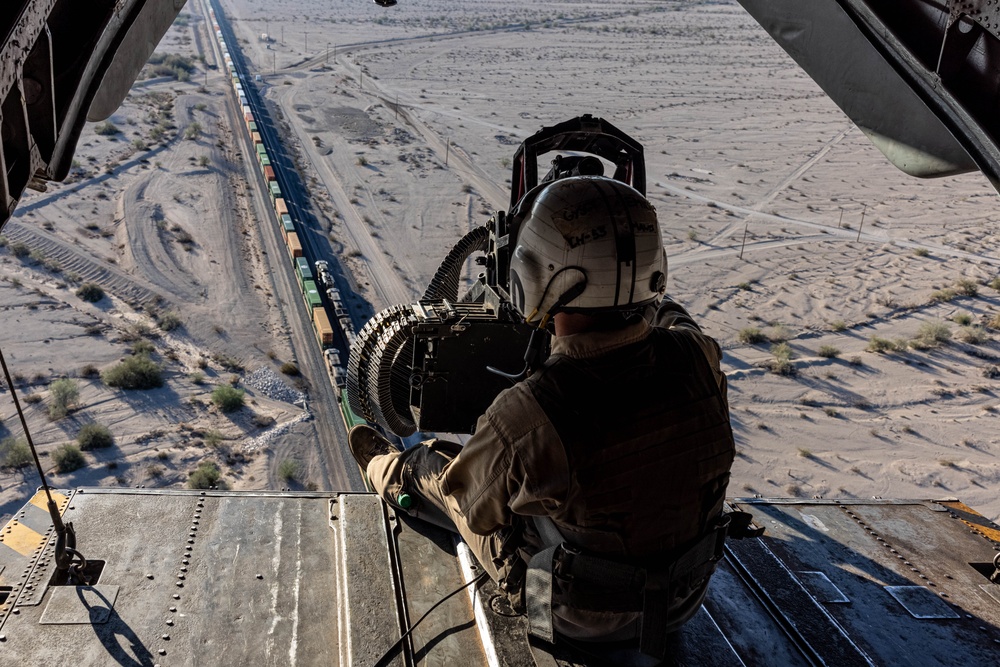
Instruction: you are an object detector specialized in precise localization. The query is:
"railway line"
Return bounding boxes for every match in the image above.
[207,0,364,491]
[1,221,172,307]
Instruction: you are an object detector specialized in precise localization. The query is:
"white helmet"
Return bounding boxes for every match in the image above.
[509,176,666,325]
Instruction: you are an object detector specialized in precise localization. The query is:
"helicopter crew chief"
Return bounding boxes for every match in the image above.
[349,175,735,658]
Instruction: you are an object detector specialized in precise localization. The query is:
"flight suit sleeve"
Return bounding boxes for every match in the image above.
[653,297,729,409]
[442,384,569,535]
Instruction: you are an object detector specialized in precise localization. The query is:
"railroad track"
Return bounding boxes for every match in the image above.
[2,222,171,307]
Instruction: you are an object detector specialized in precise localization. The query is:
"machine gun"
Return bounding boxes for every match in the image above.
[346,114,646,435]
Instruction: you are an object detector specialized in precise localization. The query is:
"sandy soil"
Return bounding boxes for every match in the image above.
[1,0,999,523]
[0,6,321,520]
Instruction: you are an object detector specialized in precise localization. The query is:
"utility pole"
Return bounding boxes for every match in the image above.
[857,204,866,242]
[326,43,330,64]
[739,222,748,260]
[838,208,844,229]
[445,138,450,166]
[395,94,398,120]
[273,51,276,75]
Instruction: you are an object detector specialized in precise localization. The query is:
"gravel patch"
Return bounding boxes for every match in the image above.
[243,367,305,405]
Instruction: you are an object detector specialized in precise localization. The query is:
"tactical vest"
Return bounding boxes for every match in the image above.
[518,326,736,657]
[525,326,735,559]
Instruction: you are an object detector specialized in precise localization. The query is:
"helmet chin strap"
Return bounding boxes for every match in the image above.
[488,275,588,382]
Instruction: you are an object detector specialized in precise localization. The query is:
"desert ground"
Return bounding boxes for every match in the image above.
[1,0,999,524]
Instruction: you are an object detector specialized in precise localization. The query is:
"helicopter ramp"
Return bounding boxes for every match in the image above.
[0,490,997,666]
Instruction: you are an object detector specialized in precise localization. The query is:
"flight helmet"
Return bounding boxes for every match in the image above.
[508,175,667,326]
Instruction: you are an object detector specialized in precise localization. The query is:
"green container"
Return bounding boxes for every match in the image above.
[269,181,282,201]
[281,214,294,232]
[296,257,313,283]
[302,280,322,309]
[255,143,266,155]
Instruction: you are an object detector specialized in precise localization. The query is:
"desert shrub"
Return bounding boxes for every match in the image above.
[771,342,793,361]
[1,436,32,469]
[80,364,100,378]
[953,312,973,326]
[737,282,752,291]
[76,282,105,303]
[764,342,796,375]
[23,393,42,404]
[912,247,930,257]
[131,339,155,356]
[184,122,202,140]
[279,362,300,376]
[102,355,163,389]
[767,325,792,343]
[211,385,245,412]
[94,121,119,136]
[48,378,79,420]
[203,430,224,448]
[738,327,766,344]
[9,242,30,258]
[189,371,205,385]
[829,320,847,332]
[278,458,300,482]
[957,326,989,345]
[988,313,1000,330]
[77,423,114,450]
[817,345,841,359]
[147,52,195,80]
[188,461,224,489]
[914,320,951,348]
[956,279,979,297]
[990,277,1000,291]
[930,288,956,303]
[867,336,898,353]
[212,353,243,372]
[157,311,182,332]
[52,444,85,473]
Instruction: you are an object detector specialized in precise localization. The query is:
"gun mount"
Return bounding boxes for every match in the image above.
[346,115,646,436]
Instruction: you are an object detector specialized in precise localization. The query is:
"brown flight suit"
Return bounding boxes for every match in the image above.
[365,299,735,641]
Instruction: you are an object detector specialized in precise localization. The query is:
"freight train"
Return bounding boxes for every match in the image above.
[209,7,357,424]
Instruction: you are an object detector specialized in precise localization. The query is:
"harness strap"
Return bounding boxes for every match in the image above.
[522,514,735,655]
[526,545,559,643]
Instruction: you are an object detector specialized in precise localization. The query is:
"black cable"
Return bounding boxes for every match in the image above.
[0,344,53,501]
[373,569,488,667]
[0,344,90,583]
